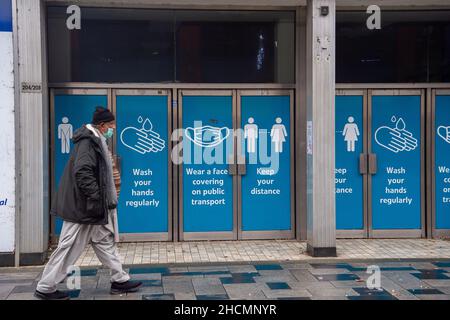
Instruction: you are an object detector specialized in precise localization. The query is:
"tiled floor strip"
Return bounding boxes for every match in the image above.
[72,239,450,267]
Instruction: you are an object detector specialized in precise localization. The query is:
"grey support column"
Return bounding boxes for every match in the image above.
[16,0,49,265]
[306,0,336,257]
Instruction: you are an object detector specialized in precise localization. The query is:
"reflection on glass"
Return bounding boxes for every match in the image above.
[174,10,294,83]
[256,31,265,71]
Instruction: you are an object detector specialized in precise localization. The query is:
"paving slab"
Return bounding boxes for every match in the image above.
[0,279,34,286]
[0,272,40,281]
[192,278,227,296]
[93,294,136,300]
[163,278,194,294]
[6,292,39,300]
[174,292,197,300]
[9,282,38,294]
[406,262,438,269]
[416,294,450,300]
[330,280,369,288]
[262,288,312,299]
[382,272,432,290]
[435,287,450,294]
[309,268,352,275]
[290,269,320,282]
[126,285,164,297]
[168,267,189,273]
[228,265,258,274]
[311,296,348,300]
[377,276,418,299]
[306,287,358,297]
[253,274,298,283]
[142,294,175,300]
[280,263,313,270]
[394,294,420,300]
[78,278,100,290]
[223,283,268,300]
[0,285,15,300]
[423,279,450,287]
[188,266,229,272]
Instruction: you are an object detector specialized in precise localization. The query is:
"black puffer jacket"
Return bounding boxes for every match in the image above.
[50,125,114,225]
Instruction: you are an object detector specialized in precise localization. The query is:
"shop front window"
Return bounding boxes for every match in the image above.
[337,10,450,83]
[47,7,295,84]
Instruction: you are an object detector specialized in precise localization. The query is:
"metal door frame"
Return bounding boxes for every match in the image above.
[335,89,368,239]
[236,89,295,240]
[49,88,111,243]
[177,89,238,241]
[431,89,450,238]
[368,89,426,238]
[111,89,173,242]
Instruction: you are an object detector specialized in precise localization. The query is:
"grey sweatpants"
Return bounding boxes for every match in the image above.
[36,214,130,293]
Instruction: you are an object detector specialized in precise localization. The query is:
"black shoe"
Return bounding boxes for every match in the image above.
[34,290,70,300]
[110,280,143,295]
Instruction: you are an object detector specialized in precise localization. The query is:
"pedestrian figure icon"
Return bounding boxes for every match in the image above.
[271,117,287,153]
[58,117,73,154]
[244,117,258,153]
[343,116,360,152]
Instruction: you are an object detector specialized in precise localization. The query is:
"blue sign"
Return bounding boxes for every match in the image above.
[371,95,421,230]
[182,96,234,233]
[240,95,291,231]
[435,95,450,230]
[0,0,12,32]
[116,95,169,233]
[53,94,108,234]
[335,95,364,230]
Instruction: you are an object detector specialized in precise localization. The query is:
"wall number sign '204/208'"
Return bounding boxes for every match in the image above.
[21,82,42,93]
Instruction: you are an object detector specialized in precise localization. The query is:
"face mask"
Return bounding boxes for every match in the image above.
[103,127,114,139]
[438,126,450,144]
[185,125,229,148]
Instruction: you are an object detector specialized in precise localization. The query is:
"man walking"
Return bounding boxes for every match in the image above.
[35,107,142,300]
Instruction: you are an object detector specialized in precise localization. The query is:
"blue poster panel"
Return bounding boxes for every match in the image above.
[435,95,450,230]
[116,95,169,233]
[0,0,12,32]
[240,96,291,231]
[335,95,364,230]
[182,96,234,233]
[371,95,421,230]
[53,94,108,234]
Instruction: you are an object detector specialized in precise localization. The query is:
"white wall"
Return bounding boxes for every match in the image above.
[0,0,15,253]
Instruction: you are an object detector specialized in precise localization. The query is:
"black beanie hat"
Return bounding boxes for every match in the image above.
[92,106,115,125]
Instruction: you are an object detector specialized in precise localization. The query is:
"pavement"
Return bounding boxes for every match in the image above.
[1,260,450,300]
[1,239,450,300]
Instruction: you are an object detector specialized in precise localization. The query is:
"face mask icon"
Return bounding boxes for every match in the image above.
[437,126,450,144]
[185,125,230,148]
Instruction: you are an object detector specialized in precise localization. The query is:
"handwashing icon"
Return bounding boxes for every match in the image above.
[374,116,418,153]
[120,116,165,155]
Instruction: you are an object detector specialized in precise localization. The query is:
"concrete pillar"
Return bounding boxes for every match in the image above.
[306,0,336,257]
[16,0,49,265]
[0,0,16,267]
